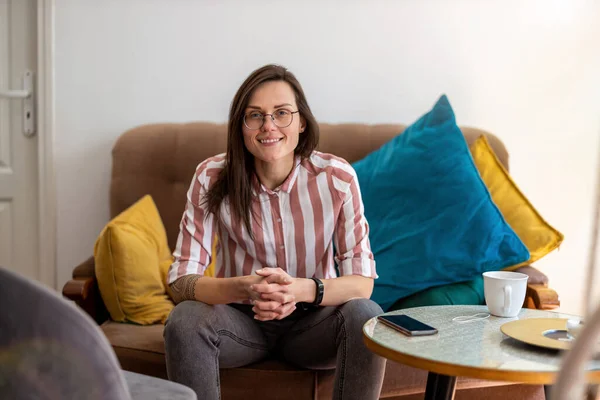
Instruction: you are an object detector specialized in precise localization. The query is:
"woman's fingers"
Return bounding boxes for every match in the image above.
[261,292,295,304]
[255,268,293,285]
[253,310,278,321]
[250,271,296,321]
[265,273,292,284]
[252,298,297,321]
[255,267,283,276]
[253,302,296,321]
[251,282,287,294]
[275,302,297,320]
[252,300,281,321]
[252,300,280,312]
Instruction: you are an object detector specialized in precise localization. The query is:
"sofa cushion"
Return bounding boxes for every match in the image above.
[94,195,175,325]
[470,135,564,270]
[352,95,530,311]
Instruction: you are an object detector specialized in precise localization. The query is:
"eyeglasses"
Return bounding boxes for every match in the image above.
[243,109,300,130]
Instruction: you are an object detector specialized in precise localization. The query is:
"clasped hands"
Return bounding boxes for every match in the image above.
[247,267,298,321]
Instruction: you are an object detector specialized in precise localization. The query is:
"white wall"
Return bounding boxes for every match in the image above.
[55,0,600,316]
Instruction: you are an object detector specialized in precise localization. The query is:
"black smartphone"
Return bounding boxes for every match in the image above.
[377,314,438,336]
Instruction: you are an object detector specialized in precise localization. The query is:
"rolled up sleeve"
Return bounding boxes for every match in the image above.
[333,172,377,278]
[168,165,216,284]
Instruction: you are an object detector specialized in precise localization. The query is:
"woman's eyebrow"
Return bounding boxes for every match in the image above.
[246,103,293,110]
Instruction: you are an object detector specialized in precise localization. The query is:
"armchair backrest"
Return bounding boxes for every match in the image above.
[0,267,132,399]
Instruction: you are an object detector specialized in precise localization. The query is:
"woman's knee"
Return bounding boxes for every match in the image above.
[164,301,215,343]
[338,298,383,326]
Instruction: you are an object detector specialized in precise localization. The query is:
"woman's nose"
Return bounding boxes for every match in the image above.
[261,115,277,131]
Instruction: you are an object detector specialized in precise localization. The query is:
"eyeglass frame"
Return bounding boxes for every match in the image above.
[243,110,300,130]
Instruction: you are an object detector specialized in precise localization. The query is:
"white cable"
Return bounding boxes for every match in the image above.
[452,313,491,323]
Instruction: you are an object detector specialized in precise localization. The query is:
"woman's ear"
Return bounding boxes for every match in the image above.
[300,116,306,133]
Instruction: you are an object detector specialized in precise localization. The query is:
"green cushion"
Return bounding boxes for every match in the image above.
[388,276,485,311]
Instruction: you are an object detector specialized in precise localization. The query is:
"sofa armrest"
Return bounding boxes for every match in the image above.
[524,284,560,310]
[63,277,95,302]
[72,256,96,278]
[62,256,109,325]
[514,265,548,286]
[512,265,560,310]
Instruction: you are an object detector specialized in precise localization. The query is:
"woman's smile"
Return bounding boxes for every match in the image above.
[257,137,284,146]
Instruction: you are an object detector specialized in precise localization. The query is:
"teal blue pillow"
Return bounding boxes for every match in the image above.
[352,95,529,311]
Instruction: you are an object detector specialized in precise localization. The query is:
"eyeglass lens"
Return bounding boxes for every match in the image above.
[244,110,294,129]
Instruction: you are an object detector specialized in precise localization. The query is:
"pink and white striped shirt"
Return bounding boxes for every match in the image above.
[167,151,377,284]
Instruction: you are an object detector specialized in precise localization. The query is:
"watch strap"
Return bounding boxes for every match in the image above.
[310,277,324,306]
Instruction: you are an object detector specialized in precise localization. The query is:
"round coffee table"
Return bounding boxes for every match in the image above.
[363,305,600,400]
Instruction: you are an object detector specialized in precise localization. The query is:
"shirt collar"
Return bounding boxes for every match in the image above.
[251,155,302,196]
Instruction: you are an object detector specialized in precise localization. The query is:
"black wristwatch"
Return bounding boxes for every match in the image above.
[310,277,324,306]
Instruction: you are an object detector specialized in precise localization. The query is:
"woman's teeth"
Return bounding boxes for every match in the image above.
[259,138,283,144]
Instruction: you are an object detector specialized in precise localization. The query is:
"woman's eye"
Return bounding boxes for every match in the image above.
[276,110,290,117]
[249,113,263,119]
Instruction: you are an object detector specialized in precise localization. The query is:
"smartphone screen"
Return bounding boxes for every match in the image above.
[377,314,438,336]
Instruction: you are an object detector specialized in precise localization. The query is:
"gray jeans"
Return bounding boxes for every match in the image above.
[164,298,386,400]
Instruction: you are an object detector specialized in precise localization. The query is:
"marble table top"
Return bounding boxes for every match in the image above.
[363,305,600,383]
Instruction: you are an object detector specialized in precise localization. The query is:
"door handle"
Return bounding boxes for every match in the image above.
[0,70,35,137]
[0,89,31,99]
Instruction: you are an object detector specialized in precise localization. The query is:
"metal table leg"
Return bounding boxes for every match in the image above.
[424,372,457,400]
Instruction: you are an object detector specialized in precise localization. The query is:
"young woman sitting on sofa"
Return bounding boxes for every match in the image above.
[164,64,386,400]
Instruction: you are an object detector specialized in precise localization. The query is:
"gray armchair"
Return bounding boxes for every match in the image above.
[0,267,196,400]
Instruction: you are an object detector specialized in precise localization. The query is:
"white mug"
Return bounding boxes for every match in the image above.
[483,271,529,317]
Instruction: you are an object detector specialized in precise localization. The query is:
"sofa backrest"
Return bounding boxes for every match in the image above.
[110,122,509,250]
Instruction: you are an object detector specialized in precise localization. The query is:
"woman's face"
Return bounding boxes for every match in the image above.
[242,80,305,165]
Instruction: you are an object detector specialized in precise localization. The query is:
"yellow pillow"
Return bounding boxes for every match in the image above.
[205,236,218,277]
[159,257,177,301]
[470,136,564,270]
[94,195,174,325]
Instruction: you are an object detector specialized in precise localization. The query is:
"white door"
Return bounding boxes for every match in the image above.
[0,0,40,281]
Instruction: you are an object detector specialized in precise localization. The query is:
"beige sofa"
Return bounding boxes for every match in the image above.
[63,122,558,399]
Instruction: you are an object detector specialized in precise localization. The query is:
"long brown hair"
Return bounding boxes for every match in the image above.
[204,64,320,238]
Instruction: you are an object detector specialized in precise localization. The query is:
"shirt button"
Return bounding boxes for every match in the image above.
[280,245,285,249]
[277,218,282,222]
